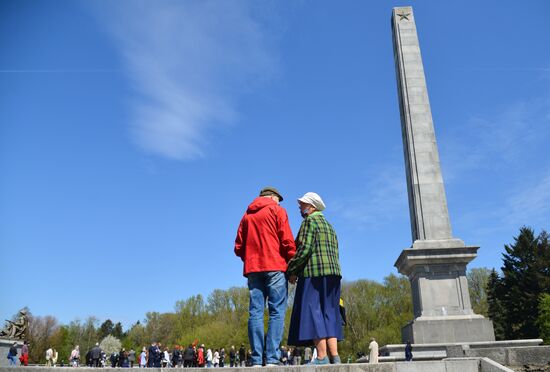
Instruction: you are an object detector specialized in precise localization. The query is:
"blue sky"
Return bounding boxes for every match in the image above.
[1,0,549,329]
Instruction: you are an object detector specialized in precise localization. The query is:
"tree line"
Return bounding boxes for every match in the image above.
[19,227,550,364]
[22,275,414,364]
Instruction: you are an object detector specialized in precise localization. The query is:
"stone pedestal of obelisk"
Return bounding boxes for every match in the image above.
[392,6,494,344]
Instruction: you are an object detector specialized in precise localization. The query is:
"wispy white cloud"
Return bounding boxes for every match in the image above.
[331,166,408,230]
[441,88,550,234]
[440,96,550,182]
[455,165,550,242]
[504,169,550,227]
[94,1,279,160]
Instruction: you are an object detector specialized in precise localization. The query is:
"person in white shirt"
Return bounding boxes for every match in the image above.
[139,347,147,368]
[212,349,220,367]
[368,338,379,364]
[206,348,213,368]
[46,347,53,367]
[52,349,59,366]
[163,349,171,368]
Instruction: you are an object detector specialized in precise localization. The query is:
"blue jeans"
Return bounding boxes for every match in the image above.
[8,355,17,366]
[247,271,287,366]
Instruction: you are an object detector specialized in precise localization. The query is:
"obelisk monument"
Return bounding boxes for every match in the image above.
[392,6,494,343]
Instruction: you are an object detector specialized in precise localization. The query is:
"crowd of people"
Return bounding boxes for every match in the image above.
[7,337,391,368]
[9,341,342,367]
[129,343,322,368]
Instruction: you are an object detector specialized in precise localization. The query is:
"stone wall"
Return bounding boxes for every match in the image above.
[0,359,481,372]
[464,346,550,367]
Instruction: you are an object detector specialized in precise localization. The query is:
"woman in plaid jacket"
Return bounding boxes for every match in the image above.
[287,192,343,365]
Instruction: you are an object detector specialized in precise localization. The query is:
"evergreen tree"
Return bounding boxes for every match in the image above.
[112,322,124,339]
[500,227,550,339]
[486,269,506,340]
[99,319,114,340]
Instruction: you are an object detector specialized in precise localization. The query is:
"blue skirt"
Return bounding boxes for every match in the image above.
[287,275,344,346]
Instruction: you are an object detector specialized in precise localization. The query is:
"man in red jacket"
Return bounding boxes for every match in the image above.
[235,186,296,367]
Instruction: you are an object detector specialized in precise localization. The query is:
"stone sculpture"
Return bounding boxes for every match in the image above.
[0,310,28,340]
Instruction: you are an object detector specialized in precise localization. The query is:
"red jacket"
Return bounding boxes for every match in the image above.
[235,197,296,276]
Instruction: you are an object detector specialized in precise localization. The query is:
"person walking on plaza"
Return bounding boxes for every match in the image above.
[128,348,136,368]
[46,347,54,367]
[206,348,213,368]
[287,192,344,365]
[146,343,156,368]
[153,343,162,368]
[8,342,18,366]
[368,338,379,364]
[229,345,236,367]
[292,346,302,365]
[212,349,219,367]
[120,348,130,368]
[20,341,29,366]
[162,348,170,368]
[238,344,246,367]
[219,347,225,367]
[70,345,80,367]
[183,344,194,368]
[405,341,413,362]
[197,344,205,368]
[109,351,118,368]
[234,187,297,367]
[91,343,102,368]
[52,348,58,367]
[139,347,147,368]
[303,346,311,364]
[85,348,92,367]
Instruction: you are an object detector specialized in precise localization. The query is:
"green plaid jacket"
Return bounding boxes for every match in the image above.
[287,212,341,278]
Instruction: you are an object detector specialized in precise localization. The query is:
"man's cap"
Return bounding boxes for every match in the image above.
[298,192,326,211]
[259,186,283,201]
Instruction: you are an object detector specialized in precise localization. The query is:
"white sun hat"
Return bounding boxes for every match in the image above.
[297,192,326,211]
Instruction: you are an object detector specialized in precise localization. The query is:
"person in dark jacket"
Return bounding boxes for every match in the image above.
[91,343,102,368]
[119,348,129,368]
[238,344,246,367]
[110,352,118,368]
[171,346,181,368]
[229,345,236,367]
[153,343,162,368]
[8,342,18,366]
[405,341,413,361]
[183,344,195,368]
[147,343,156,367]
